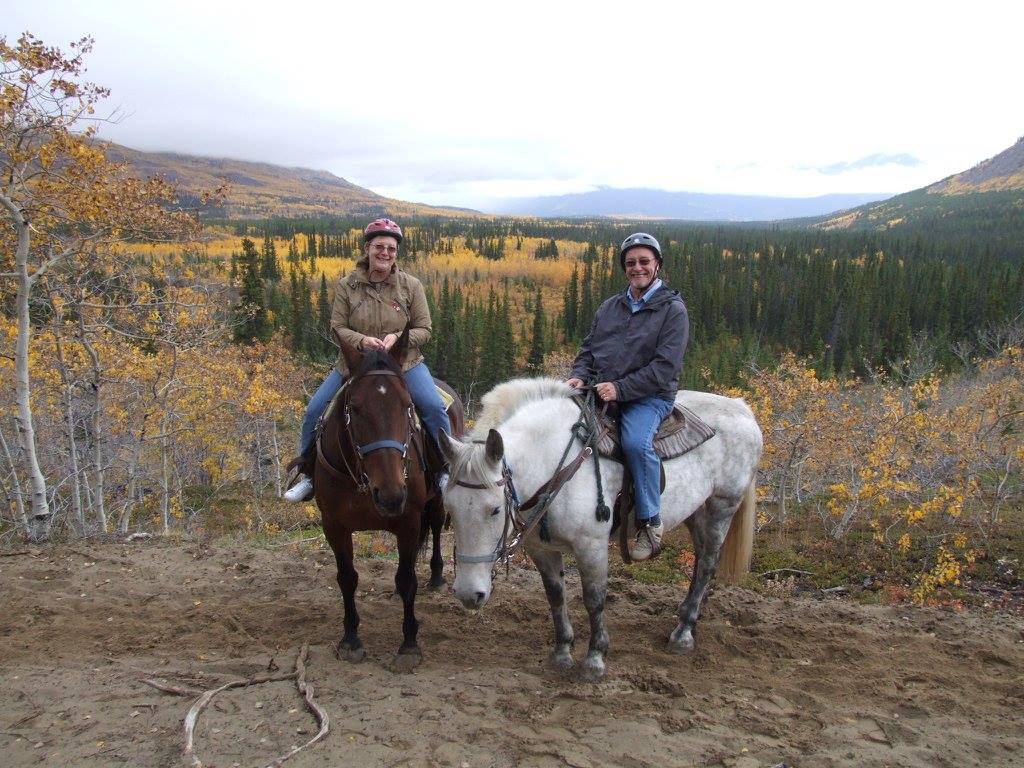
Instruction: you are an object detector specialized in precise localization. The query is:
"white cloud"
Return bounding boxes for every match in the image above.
[4,0,1023,208]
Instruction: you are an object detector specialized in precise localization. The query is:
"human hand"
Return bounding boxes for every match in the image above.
[595,381,618,402]
[360,336,386,351]
[565,377,584,389]
[382,333,398,351]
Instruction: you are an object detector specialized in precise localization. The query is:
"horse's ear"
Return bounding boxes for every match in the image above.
[484,428,504,465]
[389,324,411,367]
[438,430,460,463]
[339,337,363,373]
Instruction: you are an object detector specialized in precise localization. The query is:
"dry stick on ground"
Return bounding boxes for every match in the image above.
[267,643,330,768]
[0,550,32,557]
[180,642,329,768]
[141,679,205,697]
[268,535,325,548]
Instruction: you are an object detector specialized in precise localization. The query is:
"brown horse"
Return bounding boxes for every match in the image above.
[315,329,465,670]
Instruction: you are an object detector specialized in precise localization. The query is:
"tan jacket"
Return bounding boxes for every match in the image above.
[330,259,431,375]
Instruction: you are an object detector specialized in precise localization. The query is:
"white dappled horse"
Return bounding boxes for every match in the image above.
[439,378,762,680]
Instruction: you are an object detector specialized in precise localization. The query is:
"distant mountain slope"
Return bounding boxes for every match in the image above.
[812,137,1024,233]
[490,188,890,220]
[102,142,480,219]
[927,136,1024,194]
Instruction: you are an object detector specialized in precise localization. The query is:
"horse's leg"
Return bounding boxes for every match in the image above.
[426,497,446,589]
[669,496,738,653]
[332,528,364,662]
[575,542,611,681]
[392,526,422,671]
[530,547,575,671]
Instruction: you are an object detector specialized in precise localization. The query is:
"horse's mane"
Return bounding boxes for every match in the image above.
[471,377,573,438]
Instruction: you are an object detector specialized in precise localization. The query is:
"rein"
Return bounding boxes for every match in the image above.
[315,369,416,494]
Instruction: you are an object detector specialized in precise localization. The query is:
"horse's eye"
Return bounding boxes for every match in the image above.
[490,506,500,517]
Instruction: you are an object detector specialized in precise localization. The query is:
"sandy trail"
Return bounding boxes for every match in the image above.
[1,539,1021,767]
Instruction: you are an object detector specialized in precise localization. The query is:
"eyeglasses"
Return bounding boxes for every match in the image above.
[624,258,654,268]
[369,244,398,255]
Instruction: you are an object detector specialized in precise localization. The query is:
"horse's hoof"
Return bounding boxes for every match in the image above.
[427,576,447,590]
[667,627,695,654]
[335,641,365,663]
[390,648,422,673]
[546,650,574,672]
[578,655,606,682]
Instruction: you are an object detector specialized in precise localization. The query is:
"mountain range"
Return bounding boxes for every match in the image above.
[812,136,1024,232]
[103,143,478,220]
[104,136,1024,229]
[487,188,891,221]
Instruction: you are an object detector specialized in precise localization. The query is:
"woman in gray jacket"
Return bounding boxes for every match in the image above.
[566,233,689,560]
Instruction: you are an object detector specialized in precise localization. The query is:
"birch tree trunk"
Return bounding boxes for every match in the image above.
[117,423,146,534]
[270,420,283,497]
[51,325,85,533]
[0,424,28,535]
[2,194,52,542]
[78,318,107,532]
[160,411,171,535]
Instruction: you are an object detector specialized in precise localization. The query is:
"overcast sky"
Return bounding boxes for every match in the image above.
[5,1,1023,209]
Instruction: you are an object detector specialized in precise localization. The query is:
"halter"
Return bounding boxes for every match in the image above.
[317,368,416,495]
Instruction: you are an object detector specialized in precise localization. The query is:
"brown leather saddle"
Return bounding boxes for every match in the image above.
[570,393,716,562]
[570,394,716,465]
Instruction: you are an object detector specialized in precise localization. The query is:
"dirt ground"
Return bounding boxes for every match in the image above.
[1,537,1022,768]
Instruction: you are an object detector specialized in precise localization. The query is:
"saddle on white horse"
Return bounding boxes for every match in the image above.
[570,395,716,462]
[569,393,718,562]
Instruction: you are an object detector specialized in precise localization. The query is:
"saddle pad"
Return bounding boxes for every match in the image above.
[435,384,455,411]
[573,397,716,462]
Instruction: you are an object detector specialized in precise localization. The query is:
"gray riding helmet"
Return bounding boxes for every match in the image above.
[619,232,663,271]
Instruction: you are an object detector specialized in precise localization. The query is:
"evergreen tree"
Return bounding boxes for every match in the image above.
[260,233,280,281]
[317,273,333,361]
[233,238,269,342]
[526,287,546,374]
[563,263,580,342]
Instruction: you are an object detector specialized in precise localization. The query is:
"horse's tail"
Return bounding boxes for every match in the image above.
[718,478,756,583]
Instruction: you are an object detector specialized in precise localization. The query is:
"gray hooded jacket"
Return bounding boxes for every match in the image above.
[570,285,689,403]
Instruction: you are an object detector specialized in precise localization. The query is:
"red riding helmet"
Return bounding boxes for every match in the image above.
[363,218,403,244]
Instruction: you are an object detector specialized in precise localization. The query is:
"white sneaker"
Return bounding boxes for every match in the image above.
[283,474,314,502]
[629,522,664,561]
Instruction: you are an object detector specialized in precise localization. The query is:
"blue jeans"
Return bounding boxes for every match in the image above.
[620,395,674,521]
[299,363,452,457]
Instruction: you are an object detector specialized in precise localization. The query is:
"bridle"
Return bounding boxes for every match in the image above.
[451,441,593,576]
[452,456,522,572]
[450,385,610,576]
[316,369,416,495]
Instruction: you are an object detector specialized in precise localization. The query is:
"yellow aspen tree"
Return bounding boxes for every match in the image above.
[1,33,198,540]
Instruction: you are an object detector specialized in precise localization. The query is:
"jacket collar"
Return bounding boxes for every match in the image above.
[617,282,675,311]
[350,258,398,287]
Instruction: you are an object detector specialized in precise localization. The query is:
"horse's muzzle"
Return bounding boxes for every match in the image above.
[459,590,489,610]
[371,487,407,517]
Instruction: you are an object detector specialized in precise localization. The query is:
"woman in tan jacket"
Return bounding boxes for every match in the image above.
[285,218,451,502]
